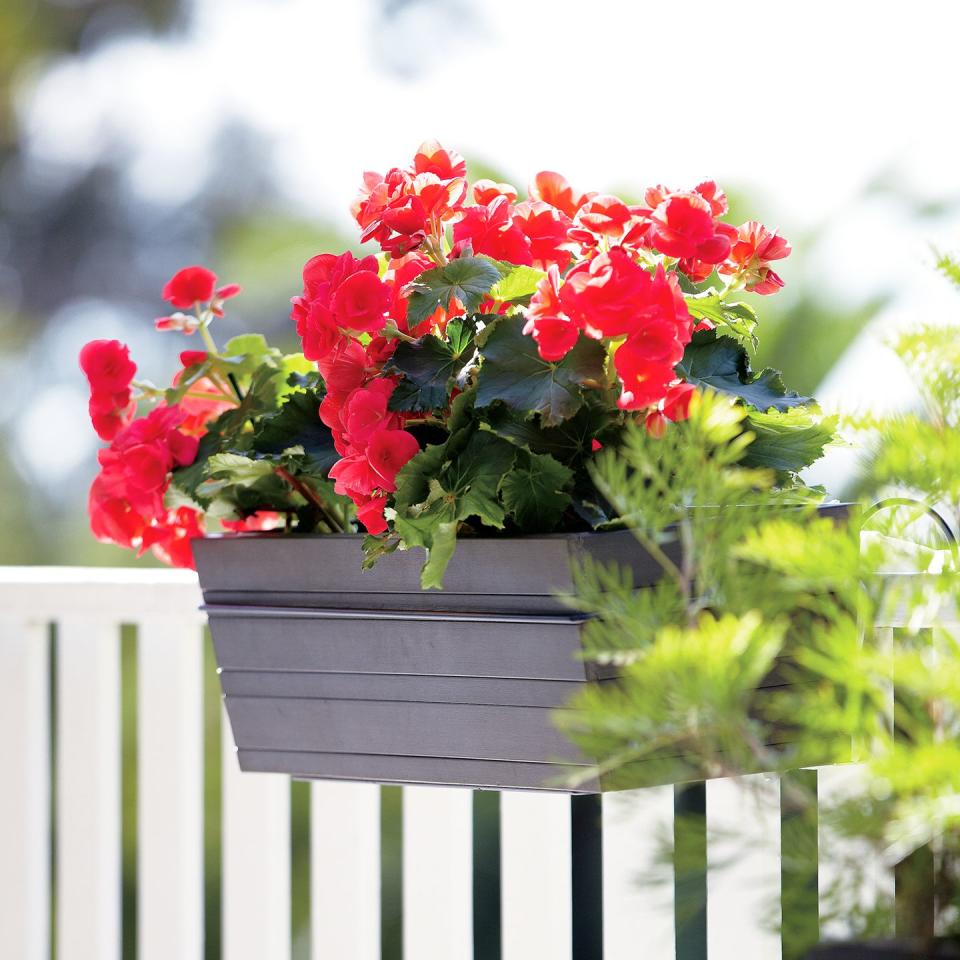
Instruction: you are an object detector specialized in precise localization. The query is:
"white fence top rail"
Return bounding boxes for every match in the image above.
[0,567,203,622]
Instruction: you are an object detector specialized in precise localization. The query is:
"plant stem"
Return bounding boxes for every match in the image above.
[274,467,344,533]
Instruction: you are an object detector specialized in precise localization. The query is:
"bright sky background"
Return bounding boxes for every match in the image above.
[14,0,960,492]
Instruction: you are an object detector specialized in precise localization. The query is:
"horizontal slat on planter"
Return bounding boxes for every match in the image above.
[220,670,608,707]
[208,614,608,681]
[239,750,598,793]
[227,697,581,762]
[193,530,666,613]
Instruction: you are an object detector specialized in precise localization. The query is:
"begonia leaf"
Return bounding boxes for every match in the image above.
[677,329,811,412]
[475,316,607,425]
[500,451,574,531]
[404,257,503,327]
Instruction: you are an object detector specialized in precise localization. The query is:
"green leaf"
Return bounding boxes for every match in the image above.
[445,314,478,357]
[223,333,271,358]
[741,408,837,473]
[475,316,607,426]
[361,534,400,570]
[191,453,298,519]
[205,453,276,484]
[404,257,503,326]
[170,424,235,505]
[480,397,619,465]
[685,293,759,350]
[490,263,546,304]
[386,317,478,413]
[393,424,516,588]
[500,451,573,531]
[677,329,812,412]
[278,354,320,398]
[252,390,338,474]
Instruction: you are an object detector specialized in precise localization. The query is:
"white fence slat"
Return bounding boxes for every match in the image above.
[56,617,122,960]
[501,791,571,960]
[602,785,675,960]
[707,774,782,959]
[402,785,473,960]
[221,707,291,960]
[818,763,895,939]
[138,618,204,960]
[310,781,380,960]
[0,617,50,960]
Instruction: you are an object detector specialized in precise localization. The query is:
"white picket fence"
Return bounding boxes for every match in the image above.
[0,567,908,960]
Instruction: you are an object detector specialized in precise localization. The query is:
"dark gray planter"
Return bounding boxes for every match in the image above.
[194,508,848,793]
[194,529,656,793]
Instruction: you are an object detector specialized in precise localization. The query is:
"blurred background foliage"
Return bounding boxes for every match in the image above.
[3,2,960,958]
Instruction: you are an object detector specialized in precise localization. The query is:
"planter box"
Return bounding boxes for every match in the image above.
[194,507,848,793]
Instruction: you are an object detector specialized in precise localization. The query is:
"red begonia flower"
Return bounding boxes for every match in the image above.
[663,381,698,422]
[80,340,138,440]
[80,340,137,395]
[342,380,397,446]
[512,201,573,270]
[529,171,593,219]
[222,511,282,532]
[319,339,369,394]
[573,195,634,240]
[647,193,735,264]
[366,428,420,490]
[330,269,393,334]
[162,266,218,310]
[560,251,691,342]
[140,507,205,569]
[645,409,668,438]
[719,221,791,295]
[452,197,532,265]
[473,179,519,205]
[693,180,728,217]
[329,453,383,498]
[613,344,676,411]
[292,252,390,359]
[175,375,234,437]
[356,495,390,535]
[88,475,146,548]
[412,140,467,180]
[523,265,580,361]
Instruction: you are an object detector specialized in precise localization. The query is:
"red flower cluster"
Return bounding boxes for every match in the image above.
[80,340,138,440]
[291,252,392,361]
[88,404,204,568]
[341,145,789,432]
[319,340,420,534]
[81,267,250,568]
[525,250,694,411]
[352,140,468,256]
